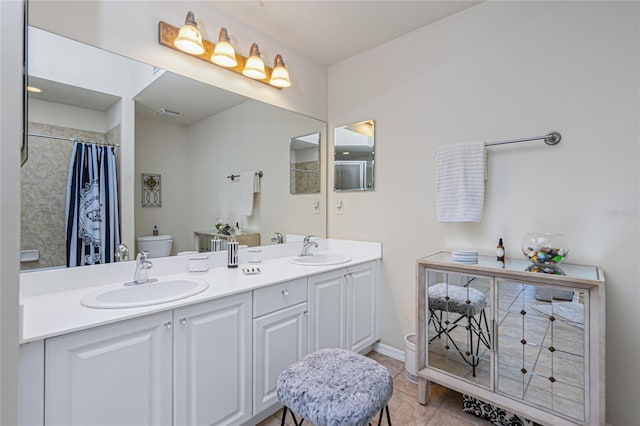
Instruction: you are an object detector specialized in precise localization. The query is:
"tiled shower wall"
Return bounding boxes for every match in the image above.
[292,160,320,194]
[20,123,109,270]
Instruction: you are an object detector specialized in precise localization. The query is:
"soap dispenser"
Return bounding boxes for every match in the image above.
[227,237,238,268]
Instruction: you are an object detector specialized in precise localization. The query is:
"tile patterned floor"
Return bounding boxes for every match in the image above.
[256,351,490,426]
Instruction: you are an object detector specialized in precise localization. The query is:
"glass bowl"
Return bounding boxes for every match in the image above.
[521,233,569,269]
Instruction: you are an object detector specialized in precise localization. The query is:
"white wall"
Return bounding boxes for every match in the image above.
[134,116,191,254]
[29,99,107,133]
[0,1,22,423]
[188,100,326,244]
[28,0,328,121]
[328,2,639,424]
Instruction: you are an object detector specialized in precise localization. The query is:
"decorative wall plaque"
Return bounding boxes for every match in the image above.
[142,173,161,207]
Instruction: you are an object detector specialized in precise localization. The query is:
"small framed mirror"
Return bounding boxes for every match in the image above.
[334,120,375,191]
[290,132,321,194]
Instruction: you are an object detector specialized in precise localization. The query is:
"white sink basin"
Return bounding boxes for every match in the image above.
[81,279,209,309]
[290,253,352,266]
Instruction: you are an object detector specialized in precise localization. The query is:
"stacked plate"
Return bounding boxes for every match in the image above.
[452,250,478,264]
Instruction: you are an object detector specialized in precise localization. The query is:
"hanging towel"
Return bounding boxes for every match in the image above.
[436,141,486,222]
[238,171,256,216]
[253,172,261,194]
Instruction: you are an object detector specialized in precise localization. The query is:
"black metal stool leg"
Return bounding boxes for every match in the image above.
[281,406,305,426]
[385,405,391,425]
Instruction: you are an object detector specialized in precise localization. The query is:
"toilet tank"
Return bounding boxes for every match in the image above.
[136,235,173,259]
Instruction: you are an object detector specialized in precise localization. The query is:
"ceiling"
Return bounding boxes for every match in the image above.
[28,76,120,111]
[134,71,249,126]
[212,1,481,66]
[26,1,482,119]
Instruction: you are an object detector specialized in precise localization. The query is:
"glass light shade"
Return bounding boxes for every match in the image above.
[242,43,266,80]
[269,54,291,88]
[174,25,205,55]
[211,28,237,68]
[212,40,237,67]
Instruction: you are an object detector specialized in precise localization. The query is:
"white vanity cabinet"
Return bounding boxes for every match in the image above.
[308,261,378,354]
[43,292,252,426]
[174,292,252,425]
[252,278,308,416]
[416,252,605,426]
[45,311,174,425]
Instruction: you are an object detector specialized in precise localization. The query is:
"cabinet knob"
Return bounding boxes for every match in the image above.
[282,289,289,296]
[164,321,172,329]
[179,317,188,325]
[303,311,309,316]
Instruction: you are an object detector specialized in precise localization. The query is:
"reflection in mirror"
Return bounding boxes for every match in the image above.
[426,270,492,389]
[497,280,586,422]
[290,132,320,194]
[334,119,374,191]
[21,26,326,271]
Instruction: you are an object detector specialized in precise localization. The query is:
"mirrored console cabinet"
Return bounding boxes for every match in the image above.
[416,252,605,426]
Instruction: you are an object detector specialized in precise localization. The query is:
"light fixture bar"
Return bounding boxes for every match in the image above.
[158,21,279,88]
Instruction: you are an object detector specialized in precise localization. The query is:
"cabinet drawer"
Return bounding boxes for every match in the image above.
[253,278,307,318]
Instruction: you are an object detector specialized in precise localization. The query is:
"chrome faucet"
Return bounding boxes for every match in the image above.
[115,243,129,262]
[271,232,284,244]
[132,252,154,284]
[299,235,318,257]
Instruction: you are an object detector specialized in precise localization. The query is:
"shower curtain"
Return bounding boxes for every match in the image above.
[65,142,120,267]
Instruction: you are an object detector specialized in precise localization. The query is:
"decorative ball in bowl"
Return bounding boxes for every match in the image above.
[521,233,569,268]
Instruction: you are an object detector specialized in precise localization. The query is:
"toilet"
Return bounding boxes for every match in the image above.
[136,235,173,258]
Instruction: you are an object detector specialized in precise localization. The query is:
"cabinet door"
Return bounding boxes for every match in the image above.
[174,292,252,426]
[253,302,308,415]
[496,279,587,423]
[426,269,493,389]
[45,311,173,426]
[346,262,378,353]
[308,269,347,352]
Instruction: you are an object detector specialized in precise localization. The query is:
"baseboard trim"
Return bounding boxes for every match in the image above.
[372,342,405,362]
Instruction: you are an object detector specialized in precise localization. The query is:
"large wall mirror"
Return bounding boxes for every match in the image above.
[21,26,327,271]
[334,120,375,191]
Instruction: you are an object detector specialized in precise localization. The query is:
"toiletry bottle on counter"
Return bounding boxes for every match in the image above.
[153,225,158,236]
[227,237,238,268]
[496,238,505,262]
[211,236,222,252]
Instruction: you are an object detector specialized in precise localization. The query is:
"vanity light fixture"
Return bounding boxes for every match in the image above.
[269,54,291,88]
[242,43,267,80]
[173,11,205,55]
[211,28,237,67]
[158,16,290,89]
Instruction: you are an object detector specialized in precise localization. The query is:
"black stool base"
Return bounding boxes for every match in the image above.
[281,405,391,426]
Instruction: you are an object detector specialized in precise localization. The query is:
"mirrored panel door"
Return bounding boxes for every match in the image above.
[497,280,586,423]
[426,269,492,388]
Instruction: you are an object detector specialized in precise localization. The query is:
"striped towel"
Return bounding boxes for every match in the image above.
[238,171,256,216]
[436,141,486,222]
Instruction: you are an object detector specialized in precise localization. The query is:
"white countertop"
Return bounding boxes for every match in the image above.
[20,239,381,344]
